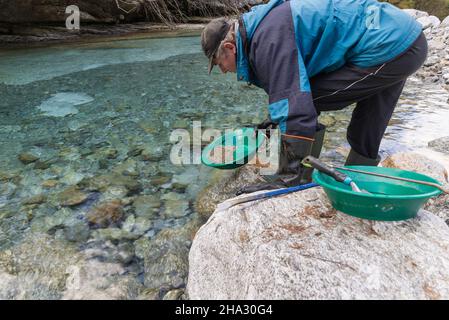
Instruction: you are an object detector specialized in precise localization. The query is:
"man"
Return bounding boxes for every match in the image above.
[201,0,428,194]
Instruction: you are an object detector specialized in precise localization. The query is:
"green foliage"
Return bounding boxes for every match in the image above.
[385,0,449,19]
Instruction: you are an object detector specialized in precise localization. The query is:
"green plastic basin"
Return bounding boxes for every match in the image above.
[312,166,442,221]
[201,127,265,170]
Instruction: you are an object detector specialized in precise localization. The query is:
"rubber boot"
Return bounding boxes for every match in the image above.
[345,148,381,166]
[236,125,326,195]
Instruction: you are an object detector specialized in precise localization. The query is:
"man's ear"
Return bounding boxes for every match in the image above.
[223,42,236,54]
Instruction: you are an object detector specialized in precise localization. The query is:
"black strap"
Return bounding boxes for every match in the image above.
[238,16,256,85]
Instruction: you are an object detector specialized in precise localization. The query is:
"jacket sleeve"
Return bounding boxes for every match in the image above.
[249,9,318,138]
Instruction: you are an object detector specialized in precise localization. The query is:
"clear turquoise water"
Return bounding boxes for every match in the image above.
[0,35,448,299]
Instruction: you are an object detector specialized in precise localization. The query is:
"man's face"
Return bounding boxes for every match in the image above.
[214,42,237,74]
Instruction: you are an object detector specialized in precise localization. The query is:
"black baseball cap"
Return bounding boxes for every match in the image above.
[201,18,232,74]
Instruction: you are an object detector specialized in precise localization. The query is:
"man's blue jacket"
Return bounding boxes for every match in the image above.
[236,0,422,137]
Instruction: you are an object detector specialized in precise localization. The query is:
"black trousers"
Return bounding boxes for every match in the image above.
[310,32,428,160]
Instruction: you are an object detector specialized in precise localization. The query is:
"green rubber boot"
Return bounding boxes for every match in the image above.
[236,124,326,195]
[345,148,381,166]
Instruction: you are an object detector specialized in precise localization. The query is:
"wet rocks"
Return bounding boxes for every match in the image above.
[41,179,58,189]
[78,173,142,195]
[86,199,124,227]
[122,215,153,237]
[55,186,89,207]
[22,194,47,206]
[161,192,189,218]
[195,165,264,219]
[381,152,448,184]
[141,146,165,161]
[135,221,200,291]
[62,259,143,300]
[417,16,441,30]
[133,195,161,219]
[429,136,449,155]
[18,152,39,164]
[92,228,140,242]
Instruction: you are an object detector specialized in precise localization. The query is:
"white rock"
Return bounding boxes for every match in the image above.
[187,187,449,300]
[429,40,446,51]
[381,152,448,185]
[417,16,441,30]
[403,9,429,20]
[36,92,94,117]
[442,16,449,27]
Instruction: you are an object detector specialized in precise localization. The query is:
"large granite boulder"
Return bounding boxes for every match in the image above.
[187,153,449,299]
[187,187,449,299]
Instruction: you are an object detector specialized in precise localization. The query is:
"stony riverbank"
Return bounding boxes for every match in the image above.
[407,9,449,91]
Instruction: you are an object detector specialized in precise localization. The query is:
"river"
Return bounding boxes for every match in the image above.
[0,34,448,299]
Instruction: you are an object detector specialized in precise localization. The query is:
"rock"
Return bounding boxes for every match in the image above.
[0,233,82,299]
[150,174,171,186]
[441,16,449,27]
[425,193,449,223]
[425,56,441,68]
[92,228,140,242]
[78,173,141,195]
[0,182,17,201]
[0,171,17,182]
[86,200,124,227]
[137,288,164,300]
[62,259,142,300]
[381,152,448,185]
[23,194,47,205]
[63,220,91,243]
[112,159,139,177]
[30,208,73,234]
[171,167,199,191]
[55,186,89,207]
[195,165,264,219]
[122,215,153,236]
[429,137,449,155]
[161,192,190,218]
[133,195,160,219]
[127,146,144,157]
[163,289,184,300]
[135,222,199,290]
[173,119,190,129]
[60,171,85,185]
[429,40,446,51]
[319,114,336,127]
[141,147,165,161]
[18,152,39,164]
[33,160,53,170]
[187,188,449,299]
[402,9,429,20]
[42,179,58,189]
[37,93,93,117]
[102,148,119,160]
[417,16,441,30]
